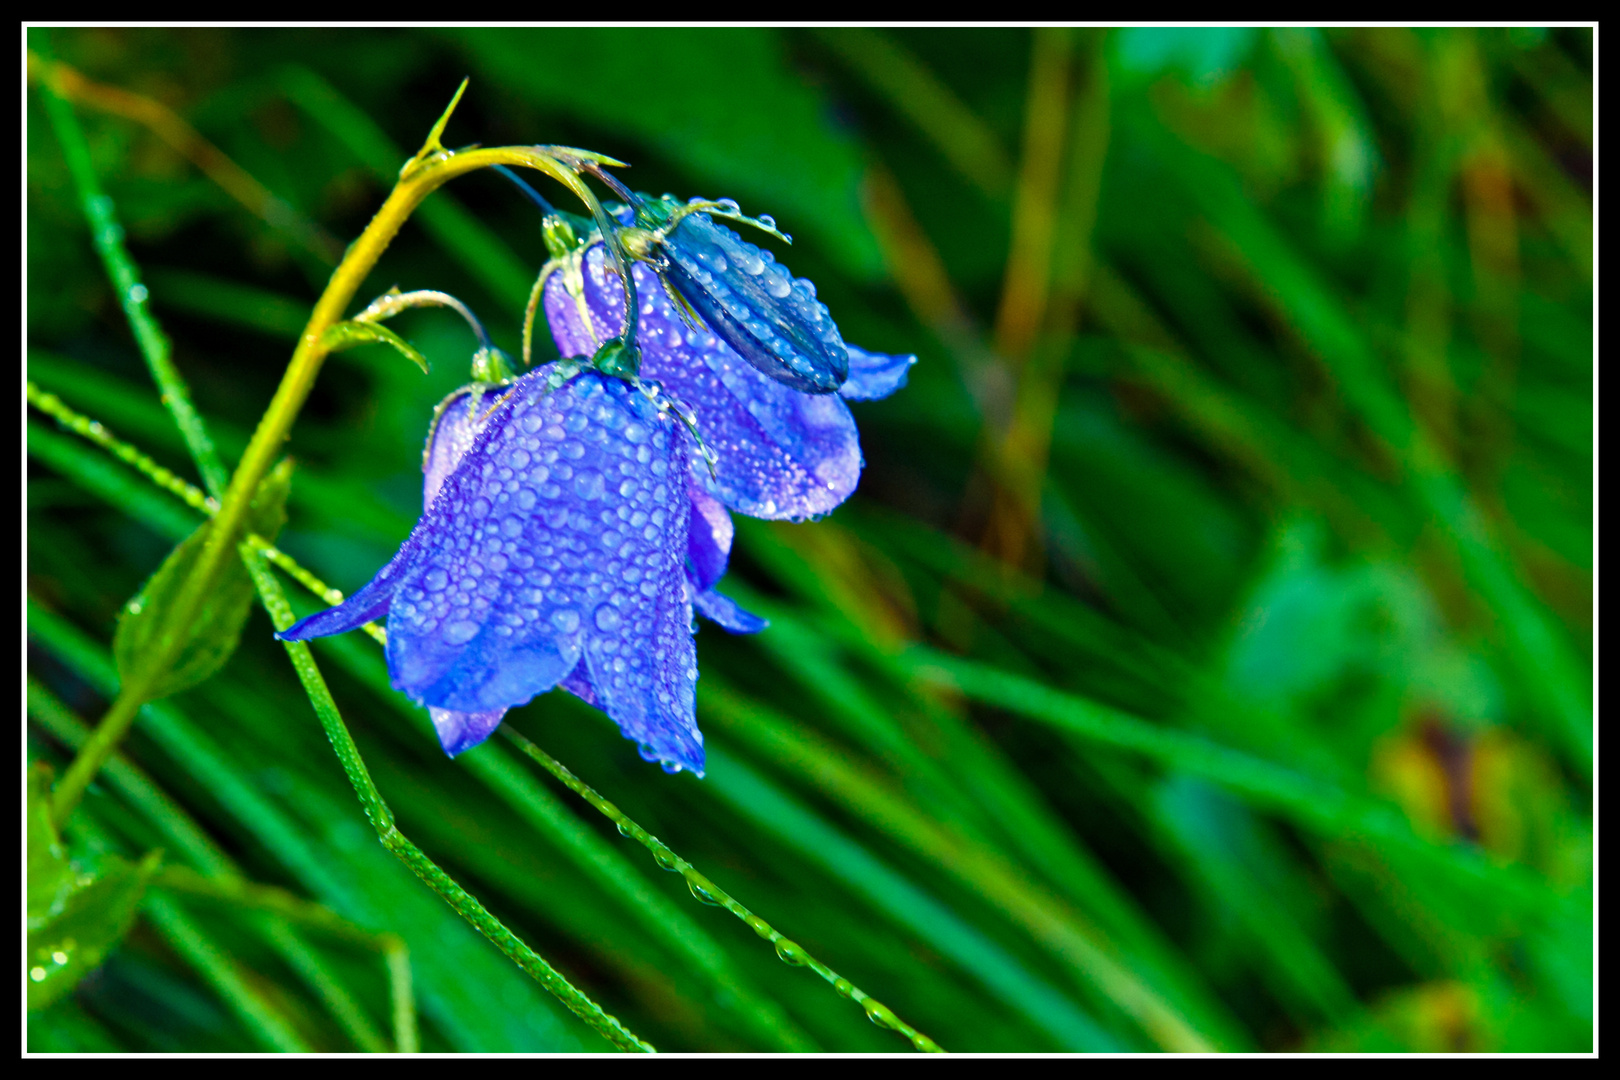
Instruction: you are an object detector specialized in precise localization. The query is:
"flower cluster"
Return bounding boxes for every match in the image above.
[279,189,913,776]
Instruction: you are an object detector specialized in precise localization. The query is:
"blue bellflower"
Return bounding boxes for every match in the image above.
[279,198,914,775]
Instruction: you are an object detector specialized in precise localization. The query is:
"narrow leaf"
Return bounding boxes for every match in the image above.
[320,319,430,373]
[113,459,293,700]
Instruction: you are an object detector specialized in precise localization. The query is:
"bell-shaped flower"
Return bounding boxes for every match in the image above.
[542,224,915,523]
[281,183,913,777]
[279,367,712,774]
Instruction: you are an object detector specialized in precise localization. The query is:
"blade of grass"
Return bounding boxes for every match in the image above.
[239,548,655,1053]
[702,746,1118,1051]
[907,647,1574,920]
[34,46,229,501]
[701,679,1220,1051]
[814,28,1014,199]
[29,680,412,1053]
[299,625,818,1052]
[1142,119,1590,772]
[141,892,312,1053]
[26,602,585,1052]
[498,727,945,1053]
[27,51,342,268]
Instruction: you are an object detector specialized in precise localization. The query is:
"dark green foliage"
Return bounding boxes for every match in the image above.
[27,27,1591,1053]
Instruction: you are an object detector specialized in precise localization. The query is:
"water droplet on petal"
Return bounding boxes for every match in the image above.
[574,469,604,500]
[443,619,479,644]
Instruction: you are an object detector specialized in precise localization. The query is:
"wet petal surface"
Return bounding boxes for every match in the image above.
[839,344,917,401]
[660,211,849,393]
[285,369,703,772]
[547,243,863,521]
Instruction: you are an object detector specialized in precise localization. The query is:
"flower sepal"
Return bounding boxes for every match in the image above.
[590,337,641,380]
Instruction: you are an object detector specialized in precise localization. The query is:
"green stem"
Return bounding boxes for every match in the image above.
[241,545,654,1053]
[50,691,143,826]
[27,383,218,515]
[501,727,943,1053]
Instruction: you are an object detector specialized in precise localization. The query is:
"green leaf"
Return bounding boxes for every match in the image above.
[113,458,293,701]
[320,319,430,373]
[28,849,162,1011]
[27,762,74,926]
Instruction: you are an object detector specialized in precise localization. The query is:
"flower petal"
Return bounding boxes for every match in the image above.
[387,370,684,711]
[686,480,733,593]
[548,244,864,521]
[580,535,703,774]
[660,212,849,394]
[838,345,916,401]
[692,587,768,635]
[277,539,417,642]
[424,386,501,507]
[429,707,508,757]
[558,659,600,708]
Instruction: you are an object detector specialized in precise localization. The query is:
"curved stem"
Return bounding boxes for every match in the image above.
[58,147,588,828]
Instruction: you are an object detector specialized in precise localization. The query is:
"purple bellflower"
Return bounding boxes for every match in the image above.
[278,193,914,776]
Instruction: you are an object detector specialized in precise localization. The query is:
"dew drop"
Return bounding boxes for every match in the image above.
[593,603,622,632]
[550,609,579,633]
[774,939,808,966]
[864,1002,896,1030]
[443,619,479,645]
[574,469,605,500]
[616,822,633,838]
[686,878,722,906]
[832,977,855,999]
[652,846,679,872]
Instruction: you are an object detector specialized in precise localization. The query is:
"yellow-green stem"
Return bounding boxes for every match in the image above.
[55,144,591,827]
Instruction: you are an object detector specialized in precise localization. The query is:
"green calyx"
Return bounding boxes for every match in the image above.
[541,210,595,261]
[591,337,641,380]
[633,193,792,246]
[470,345,516,384]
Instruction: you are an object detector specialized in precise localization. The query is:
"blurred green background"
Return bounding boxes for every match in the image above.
[27,27,1592,1052]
